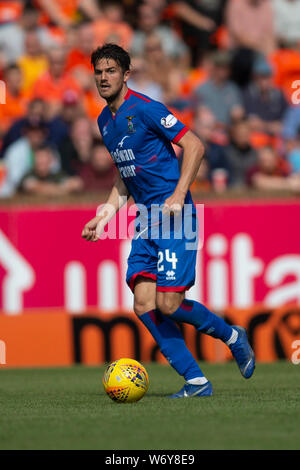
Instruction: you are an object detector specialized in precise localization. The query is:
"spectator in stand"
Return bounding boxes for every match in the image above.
[48,89,84,147]
[0,98,46,158]
[127,56,164,102]
[66,21,95,75]
[269,44,300,103]
[0,64,29,136]
[18,29,48,93]
[190,157,212,193]
[32,46,81,118]
[164,0,226,65]
[130,3,190,69]
[224,120,258,187]
[144,33,182,104]
[243,56,288,135]
[178,52,210,100]
[273,0,300,45]
[281,123,300,175]
[64,22,106,121]
[58,116,93,175]
[19,143,83,196]
[0,3,33,65]
[226,0,275,55]
[193,106,230,173]
[0,90,82,154]
[0,0,23,25]
[35,0,101,29]
[194,50,244,127]
[282,106,300,141]
[73,69,106,122]
[0,119,57,198]
[0,4,57,66]
[78,140,116,192]
[286,134,300,175]
[92,0,133,50]
[247,145,300,191]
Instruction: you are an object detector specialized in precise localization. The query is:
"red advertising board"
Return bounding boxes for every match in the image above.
[0,199,300,367]
[0,199,300,314]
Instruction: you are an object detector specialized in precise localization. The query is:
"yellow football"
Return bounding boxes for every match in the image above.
[103,358,149,403]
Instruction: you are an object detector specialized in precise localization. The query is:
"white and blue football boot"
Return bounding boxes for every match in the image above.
[168,381,213,399]
[229,326,255,379]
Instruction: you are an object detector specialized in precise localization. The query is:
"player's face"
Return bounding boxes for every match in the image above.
[94,58,129,101]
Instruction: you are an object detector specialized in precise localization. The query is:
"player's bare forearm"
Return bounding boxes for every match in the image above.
[82,172,130,242]
[163,130,204,213]
[177,130,205,194]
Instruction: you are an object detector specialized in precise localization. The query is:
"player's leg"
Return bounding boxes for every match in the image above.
[156,291,255,380]
[156,291,234,344]
[133,276,211,395]
[155,218,255,381]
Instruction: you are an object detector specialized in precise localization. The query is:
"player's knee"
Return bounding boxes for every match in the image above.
[156,295,181,316]
[134,299,155,317]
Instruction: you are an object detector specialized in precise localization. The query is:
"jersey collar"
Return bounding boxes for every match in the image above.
[109,88,132,119]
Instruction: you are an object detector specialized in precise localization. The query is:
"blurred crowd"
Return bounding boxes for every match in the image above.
[1,0,300,198]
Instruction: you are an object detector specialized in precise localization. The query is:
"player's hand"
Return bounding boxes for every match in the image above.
[162,190,185,216]
[81,215,106,242]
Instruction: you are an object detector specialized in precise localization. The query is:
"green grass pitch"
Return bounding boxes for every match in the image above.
[0,361,299,450]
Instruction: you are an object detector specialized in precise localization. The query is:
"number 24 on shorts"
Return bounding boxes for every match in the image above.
[157,249,178,272]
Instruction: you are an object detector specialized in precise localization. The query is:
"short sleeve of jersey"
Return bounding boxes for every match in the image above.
[142,100,188,144]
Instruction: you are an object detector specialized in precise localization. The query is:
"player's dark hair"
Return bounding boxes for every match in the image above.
[91,43,130,73]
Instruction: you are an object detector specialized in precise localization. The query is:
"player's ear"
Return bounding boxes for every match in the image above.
[124,69,130,83]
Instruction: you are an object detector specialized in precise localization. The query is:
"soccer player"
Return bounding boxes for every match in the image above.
[82,44,255,398]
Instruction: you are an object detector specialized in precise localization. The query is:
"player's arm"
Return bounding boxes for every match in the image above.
[163,130,205,214]
[81,172,130,242]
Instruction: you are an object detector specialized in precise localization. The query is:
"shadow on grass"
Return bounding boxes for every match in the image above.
[88,392,174,400]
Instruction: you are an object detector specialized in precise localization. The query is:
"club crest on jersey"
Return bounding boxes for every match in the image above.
[126,115,136,133]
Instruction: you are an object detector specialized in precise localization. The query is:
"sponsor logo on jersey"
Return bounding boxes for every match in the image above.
[119,165,136,178]
[118,135,130,148]
[161,114,177,129]
[111,148,135,163]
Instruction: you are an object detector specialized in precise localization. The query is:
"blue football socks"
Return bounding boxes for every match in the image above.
[169,299,233,343]
[139,309,206,382]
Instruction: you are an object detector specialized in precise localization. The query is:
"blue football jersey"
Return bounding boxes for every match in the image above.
[97,88,195,210]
